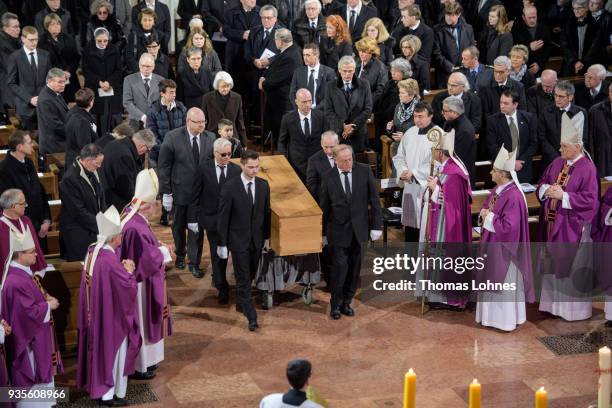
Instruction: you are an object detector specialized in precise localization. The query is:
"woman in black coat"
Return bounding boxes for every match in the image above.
[479,4,513,65]
[355,37,388,107]
[82,28,124,137]
[362,17,395,65]
[125,8,164,73]
[320,15,353,69]
[399,34,430,92]
[143,34,175,80]
[85,0,125,49]
[509,44,536,90]
[38,13,80,102]
[176,47,213,109]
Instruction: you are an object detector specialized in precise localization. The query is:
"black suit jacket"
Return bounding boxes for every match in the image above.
[189,159,241,229]
[177,0,206,23]
[278,109,329,179]
[101,137,144,211]
[319,162,383,247]
[203,0,240,34]
[574,80,611,111]
[217,175,271,251]
[292,14,326,47]
[398,20,434,61]
[443,114,476,186]
[480,78,527,118]
[37,86,69,155]
[339,4,378,42]
[526,84,555,117]
[158,126,216,205]
[131,1,171,49]
[262,44,303,111]
[560,15,605,75]
[486,110,538,182]
[432,90,482,133]
[7,47,51,119]
[432,20,476,88]
[457,64,494,93]
[538,103,588,166]
[306,149,336,202]
[511,22,551,73]
[223,5,261,70]
[289,64,336,110]
[245,24,282,73]
[324,75,373,153]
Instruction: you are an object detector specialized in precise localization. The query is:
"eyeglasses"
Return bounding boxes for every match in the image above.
[189,119,205,124]
[554,93,569,99]
[15,202,28,207]
[218,152,231,157]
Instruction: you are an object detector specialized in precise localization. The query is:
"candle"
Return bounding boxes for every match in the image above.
[403,368,416,408]
[535,387,547,408]
[469,379,481,408]
[599,346,611,408]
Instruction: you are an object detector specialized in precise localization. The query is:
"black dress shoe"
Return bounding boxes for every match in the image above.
[113,397,129,406]
[188,265,204,278]
[248,320,259,331]
[330,308,341,320]
[218,291,229,305]
[340,304,354,316]
[236,303,243,313]
[174,257,185,270]
[128,370,156,380]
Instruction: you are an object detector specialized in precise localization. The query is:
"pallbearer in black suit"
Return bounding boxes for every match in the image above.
[306,130,338,202]
[278,89,329,181]
[217,150,271,331]
[319,144,383,320]
[486,90,538,183]
[188,138,241,304]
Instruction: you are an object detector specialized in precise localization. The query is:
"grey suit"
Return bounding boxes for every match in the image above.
[158,126,215,267]
[289,64,336,110]
[122,72,163,127]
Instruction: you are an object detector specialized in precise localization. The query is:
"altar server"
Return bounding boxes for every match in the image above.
[77,206,140,406]
[475,147,535,331]
[1,228,63,408]
[537,112,599,321]
[120,169,173,380]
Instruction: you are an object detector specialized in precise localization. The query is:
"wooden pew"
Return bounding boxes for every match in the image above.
[46,200,62,257]
[39,172,59,200]
[380,135,394,178]
[0,125,15,147]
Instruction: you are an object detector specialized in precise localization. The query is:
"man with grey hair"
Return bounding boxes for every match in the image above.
[538,80,588,166]
[324,55,372,153]
[123,52,163,130]
[432,71,482,132]
[246,4,281,74]
[293,0,326,47]
[0,12,21,119]
[260,27,302,152]
[441,96,476,185]
[560,0,606,75]
[187,137,241,298]
[37,67,69,154]
[574,63,610,109]
[307,130,338,202]
[102,128,156,210]
[526,69,557,117]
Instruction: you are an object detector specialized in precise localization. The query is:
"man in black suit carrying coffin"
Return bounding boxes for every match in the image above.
[188,138,241,304]
[306,130,339,203]
[319,144,383,320]
[217,150,271,332]
[278,88,328,181]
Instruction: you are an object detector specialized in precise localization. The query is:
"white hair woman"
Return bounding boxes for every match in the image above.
[201,71,247,144]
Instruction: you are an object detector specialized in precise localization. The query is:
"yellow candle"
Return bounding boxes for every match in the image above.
[535,387,547,408]
[598,346,611,408]
[403,368,416,408]
[469,379,481,408]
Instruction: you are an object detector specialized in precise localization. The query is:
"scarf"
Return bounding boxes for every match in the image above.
[397,97,418,125]
[510,64,527,82]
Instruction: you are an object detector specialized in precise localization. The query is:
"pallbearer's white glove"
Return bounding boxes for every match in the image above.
[187,223,199,233]
[217,246,228,259]
[263,239,270,251]
[322,236,328,246]
[162,194,173,212]
[370,230,382,241]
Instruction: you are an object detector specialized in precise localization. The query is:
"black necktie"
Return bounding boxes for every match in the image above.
[218,165,226,184]
[192,136,199,165]
[307,69,315,98]
[304,117,310,139]
[247,181,254,207]
[349,10,356,33]
[144,78,150,96]
[342,171,351,201]
[263,29,269,41]
[310,22,316,30]
[344,83,351,102]
[29,52,37,75]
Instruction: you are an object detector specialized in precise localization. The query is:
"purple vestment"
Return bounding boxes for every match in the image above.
[120,211,172,343]
[0,214,47,277]
[479,183,535,302]
[76,247,140,400]
[593,187,612,243]
[593,187,612,293]
[0,265,63,388]
[536,156,599,278]
[427,158,472,243]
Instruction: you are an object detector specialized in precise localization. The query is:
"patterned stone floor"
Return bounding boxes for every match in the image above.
[53,219,611,407]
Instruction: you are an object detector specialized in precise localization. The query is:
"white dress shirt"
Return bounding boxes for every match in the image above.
[298,111,312,134]
[23,46,38,66]
[188,130,201,151]
[346,1,362,24]
[307,63,320,106]
[215,159,226,182]
[241,173,255,203]
[337,167,352,193]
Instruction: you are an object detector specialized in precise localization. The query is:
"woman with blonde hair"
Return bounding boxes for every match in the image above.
[399,34,430,91]
[320,15,353,68]
[509,44,536,89]
[479,4,513,65]
[355,37,388,106]
[177,28,222,76]
[362,17,394,64]
[388,78,420,156]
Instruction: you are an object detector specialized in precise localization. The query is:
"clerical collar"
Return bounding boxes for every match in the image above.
[417,123,433,134]
[495,180,513,194]
[567,153,583,166]
[559,103,571,112]
[10,261,32,275]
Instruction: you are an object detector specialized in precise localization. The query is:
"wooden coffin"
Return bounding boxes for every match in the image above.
[233,155,322,256]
